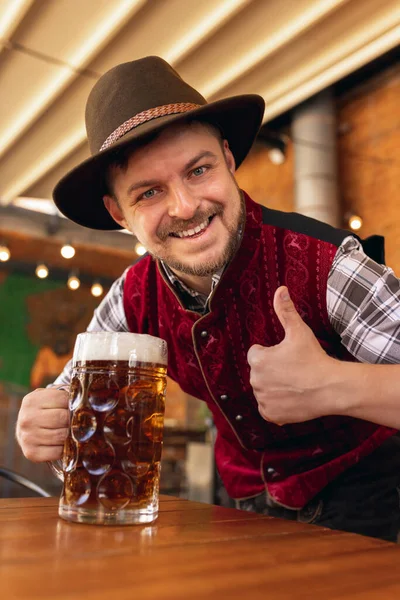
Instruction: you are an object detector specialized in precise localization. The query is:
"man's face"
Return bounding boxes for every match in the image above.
[104,122,244,281]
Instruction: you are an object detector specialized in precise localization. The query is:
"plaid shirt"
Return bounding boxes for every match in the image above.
[328,236,400,363]
[159,261,222,313]
[52,235,400,387]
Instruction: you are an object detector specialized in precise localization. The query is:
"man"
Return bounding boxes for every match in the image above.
[16,56,400,541]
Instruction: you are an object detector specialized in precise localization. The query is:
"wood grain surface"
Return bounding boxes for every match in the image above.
[2,496,400,599]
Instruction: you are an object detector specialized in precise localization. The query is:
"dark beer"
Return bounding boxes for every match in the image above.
[59,332,167,525]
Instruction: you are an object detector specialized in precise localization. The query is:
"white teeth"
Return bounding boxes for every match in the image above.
[176,218,209,238]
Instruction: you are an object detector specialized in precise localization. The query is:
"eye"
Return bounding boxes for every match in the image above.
[141,189,156,199]
[191,166,207,177]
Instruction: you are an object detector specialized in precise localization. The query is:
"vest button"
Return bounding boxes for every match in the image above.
[267,467,276,476]
[200,330,208,338]
[235,414,243,421]
[220,394,228,401]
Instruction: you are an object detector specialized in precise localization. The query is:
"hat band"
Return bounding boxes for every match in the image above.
[100,102,202,152]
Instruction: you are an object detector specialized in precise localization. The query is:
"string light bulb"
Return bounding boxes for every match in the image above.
[0,244,10,262]
[67,273,80,290]
[91,282,103,297]
[61,242,76,259]
[135,243,147,256]
[348,215,363,231]
[267,147,285,165]
[35,263,49,279]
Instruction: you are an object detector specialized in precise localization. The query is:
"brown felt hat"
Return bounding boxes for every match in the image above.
[53,56,265,230]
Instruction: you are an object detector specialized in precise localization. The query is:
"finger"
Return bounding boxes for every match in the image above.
[24,445,64,463]
[247,344,267,366]
[41,392,69,410]
[18,427,68,450]
[39,408,69,430]
[258,404,285,427]
[257,404,272,423]
[23,389,69,411]
[273,286,306,337]
[36,427,69,445]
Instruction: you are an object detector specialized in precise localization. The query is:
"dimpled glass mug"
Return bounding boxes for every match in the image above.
[51,332,168,525]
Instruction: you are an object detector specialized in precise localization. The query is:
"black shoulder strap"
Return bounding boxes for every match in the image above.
[359,234,385,265]
[260,205,385,264]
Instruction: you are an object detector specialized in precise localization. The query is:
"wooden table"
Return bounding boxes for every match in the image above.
[2,496,400,599]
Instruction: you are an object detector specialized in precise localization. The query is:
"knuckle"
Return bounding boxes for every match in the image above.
[17,414,28,431]
[56,389,69,406]
[258,406,270,422]
[257,398,265,410]
[18,410,37,431]
[23,445,37,462]
[22,391,38,407]
[58,409,69,428]
[16,414,31,435]
[19,430,34,448]
[247,344,262,364]
[55,429,68,444]
[249,349,267,370]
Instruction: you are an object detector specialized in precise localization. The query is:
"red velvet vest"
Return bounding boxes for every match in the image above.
[123,192,395,508]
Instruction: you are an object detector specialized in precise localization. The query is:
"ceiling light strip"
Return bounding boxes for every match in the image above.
[0,0,34,40]
[203,0,348,98]
[165,0,251,65]
[0,0,146,161]
[261,25,400,123]
[1,127,86,204]
[260,8,400,108]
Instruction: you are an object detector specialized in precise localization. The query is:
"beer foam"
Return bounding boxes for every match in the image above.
[73,332,167,365]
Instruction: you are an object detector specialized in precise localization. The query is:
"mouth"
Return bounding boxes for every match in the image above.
[169,215,215,240]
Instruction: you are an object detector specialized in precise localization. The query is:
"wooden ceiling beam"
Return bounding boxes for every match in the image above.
[0,204,135,253]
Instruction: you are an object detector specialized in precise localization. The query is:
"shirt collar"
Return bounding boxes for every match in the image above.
[160,261,223,312]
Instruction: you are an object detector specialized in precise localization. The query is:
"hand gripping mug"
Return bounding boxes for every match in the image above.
[51,332,168,525]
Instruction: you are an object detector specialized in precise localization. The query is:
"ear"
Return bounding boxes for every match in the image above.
[222,140,236,174]
[103,195,128,230]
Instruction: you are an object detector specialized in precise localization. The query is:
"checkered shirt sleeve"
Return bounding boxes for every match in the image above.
[49,270,129,388]
[327,236,400,364]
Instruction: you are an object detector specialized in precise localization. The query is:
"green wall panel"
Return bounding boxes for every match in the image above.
[0,273,63,387]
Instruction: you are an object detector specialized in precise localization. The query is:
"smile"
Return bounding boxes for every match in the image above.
[171,216,214,239]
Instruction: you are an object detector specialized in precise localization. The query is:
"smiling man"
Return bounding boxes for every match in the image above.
[16,56,400,542]
[103,122,244,294]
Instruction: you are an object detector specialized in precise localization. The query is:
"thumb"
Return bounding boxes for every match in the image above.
[273,286,306,338]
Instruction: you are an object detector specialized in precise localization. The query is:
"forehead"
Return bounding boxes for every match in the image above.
[135,121,220,157]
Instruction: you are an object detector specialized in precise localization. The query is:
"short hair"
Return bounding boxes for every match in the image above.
[105,119,224,199]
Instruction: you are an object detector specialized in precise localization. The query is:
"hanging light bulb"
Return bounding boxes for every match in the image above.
[348,215,363,231]
[91,282,103,297]
[35,263,49,279]
[67,273,80,290]
[61,242,76,259]
[135,243,147,256]
[0,244,10,262]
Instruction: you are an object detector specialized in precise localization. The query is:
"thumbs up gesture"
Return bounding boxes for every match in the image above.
[248,286,336,425]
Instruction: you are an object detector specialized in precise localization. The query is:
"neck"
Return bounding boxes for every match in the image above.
[171,269,213,295]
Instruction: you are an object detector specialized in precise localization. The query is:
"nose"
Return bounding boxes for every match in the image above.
[167,183,200,220]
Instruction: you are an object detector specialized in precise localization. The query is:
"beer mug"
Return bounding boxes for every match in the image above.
[51,332,168,525]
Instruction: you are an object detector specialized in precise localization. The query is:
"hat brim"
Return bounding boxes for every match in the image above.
[53,94,265,230]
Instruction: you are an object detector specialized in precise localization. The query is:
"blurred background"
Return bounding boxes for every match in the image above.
[0,0,399,502]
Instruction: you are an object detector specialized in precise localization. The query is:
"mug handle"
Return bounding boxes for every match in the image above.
[46,383,70,482]
[48,460,64,481]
